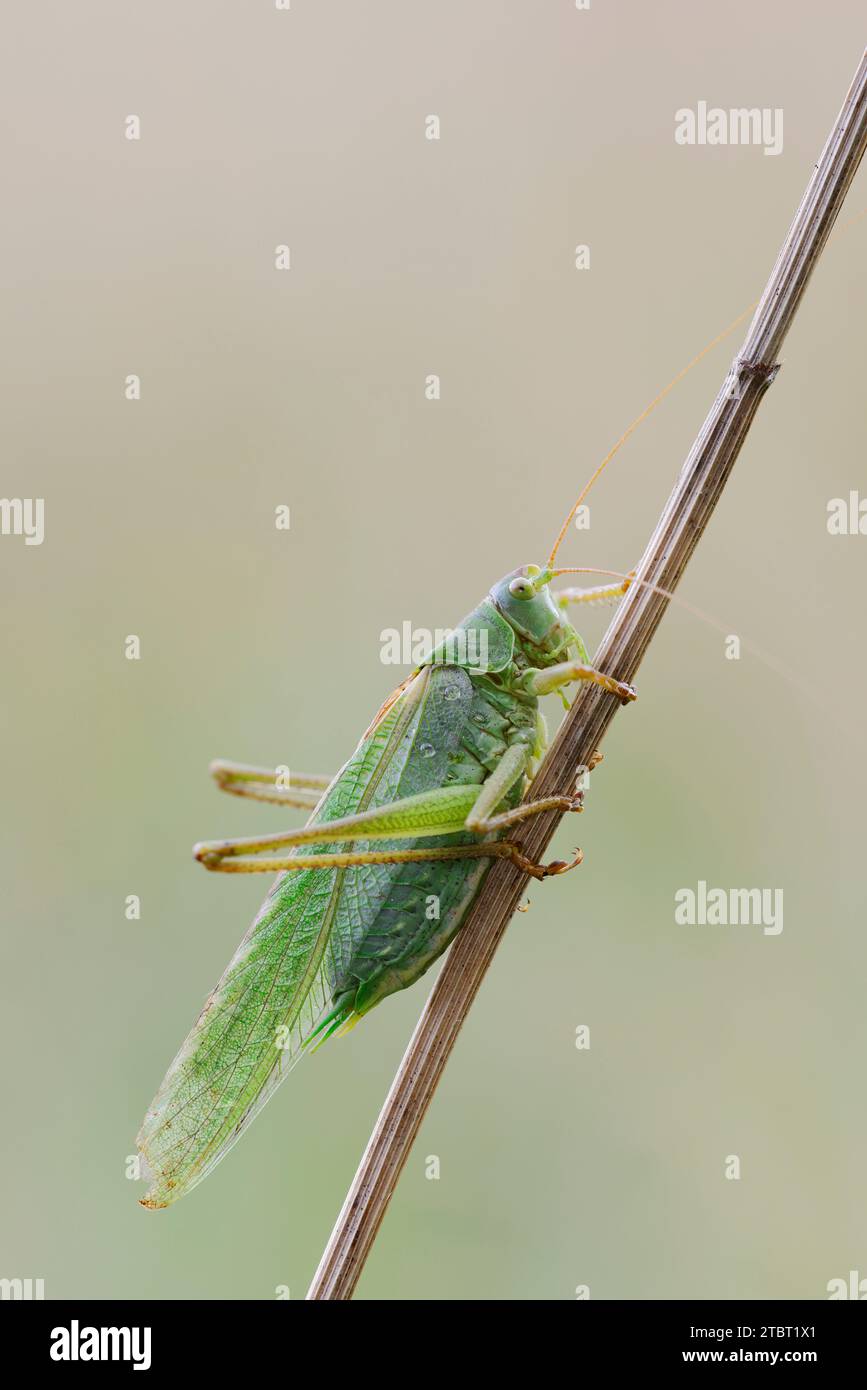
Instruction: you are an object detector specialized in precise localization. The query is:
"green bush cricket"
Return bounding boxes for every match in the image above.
[135,308,763,1211]
[135,499,645,1207]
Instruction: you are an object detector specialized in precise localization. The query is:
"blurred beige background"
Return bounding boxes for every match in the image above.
[1,1,866,1300]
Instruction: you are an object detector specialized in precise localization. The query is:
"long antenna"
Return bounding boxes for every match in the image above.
[546,202,867,570]
[546,307,754,567]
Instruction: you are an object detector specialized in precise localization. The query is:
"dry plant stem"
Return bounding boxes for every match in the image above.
[307,50,867,1301]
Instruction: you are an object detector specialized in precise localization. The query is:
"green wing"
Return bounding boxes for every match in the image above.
[136,664,481,1208]
[136,668,441,1208]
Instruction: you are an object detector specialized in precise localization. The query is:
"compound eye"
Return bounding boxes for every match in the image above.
[508,577,535,600]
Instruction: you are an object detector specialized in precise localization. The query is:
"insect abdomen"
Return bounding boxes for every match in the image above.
[330,671,536,1020]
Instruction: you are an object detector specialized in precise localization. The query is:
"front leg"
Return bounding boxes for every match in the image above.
[555,573,634,610]
[522,660,636,705]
